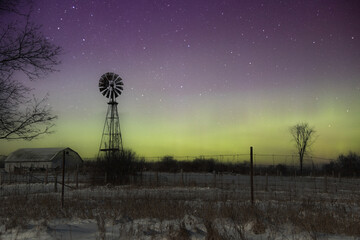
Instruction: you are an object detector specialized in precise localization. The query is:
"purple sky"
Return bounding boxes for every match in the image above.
[1,0,359,160]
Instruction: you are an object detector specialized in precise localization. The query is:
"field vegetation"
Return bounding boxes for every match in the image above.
[0,151,359,239]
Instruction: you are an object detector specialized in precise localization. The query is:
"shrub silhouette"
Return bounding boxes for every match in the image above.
[92,149,144,184]
[337,152,360,177]
[158,156,178,172]
[191,158,215,172]
[323,152,360,177]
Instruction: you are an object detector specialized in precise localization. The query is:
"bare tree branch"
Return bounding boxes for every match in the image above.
[0,0,61,140]
[0,0,22,15]
[290,122,316,176]
[0,94,57,140]
[0,14,61,80]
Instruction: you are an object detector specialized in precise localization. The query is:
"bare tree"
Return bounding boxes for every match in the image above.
[0,0,61,140]
[0,0,21,14]
[290,122,316,176]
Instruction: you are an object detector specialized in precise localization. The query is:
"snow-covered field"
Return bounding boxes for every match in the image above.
[1,173,359,239]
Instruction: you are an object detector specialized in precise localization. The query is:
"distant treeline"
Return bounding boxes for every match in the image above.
[144,156,249,174]
[84,151,360,183]
[143,154,359,177]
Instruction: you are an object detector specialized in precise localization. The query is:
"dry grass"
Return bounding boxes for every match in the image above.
[1,181,360,239]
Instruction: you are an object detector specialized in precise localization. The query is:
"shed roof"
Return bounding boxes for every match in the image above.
[5,148,73,163]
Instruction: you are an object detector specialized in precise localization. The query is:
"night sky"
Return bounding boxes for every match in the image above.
[1,0,359,160]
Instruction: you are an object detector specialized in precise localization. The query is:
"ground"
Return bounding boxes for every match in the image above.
[0,173,359,239]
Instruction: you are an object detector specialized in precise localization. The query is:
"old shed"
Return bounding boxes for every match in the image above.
[4,148,83,172]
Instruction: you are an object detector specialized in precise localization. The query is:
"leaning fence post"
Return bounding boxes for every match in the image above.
[250,146,254,206]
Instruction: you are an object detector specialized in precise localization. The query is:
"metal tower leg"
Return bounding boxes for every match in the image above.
[98,99,123,159]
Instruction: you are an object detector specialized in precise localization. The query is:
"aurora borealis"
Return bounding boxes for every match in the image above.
[0,0,359,160]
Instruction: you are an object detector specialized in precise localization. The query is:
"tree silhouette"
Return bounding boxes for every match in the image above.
[0,0,61,140]
[290,122,316,176]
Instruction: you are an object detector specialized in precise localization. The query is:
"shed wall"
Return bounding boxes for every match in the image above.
[51,150,83,169]
[5,162,52,172]
[4,148,83,172]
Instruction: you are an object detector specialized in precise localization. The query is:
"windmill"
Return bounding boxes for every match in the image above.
[98,72,124,159]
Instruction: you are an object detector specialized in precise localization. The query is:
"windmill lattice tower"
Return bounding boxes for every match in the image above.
[98,72,124,159]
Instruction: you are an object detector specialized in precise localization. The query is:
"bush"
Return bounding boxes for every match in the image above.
[276,164,289,175]
[322,152,360,177]
[91,149,145,184]
[191,158,215,172]
[337,152,360,177]
[157,156,178,172]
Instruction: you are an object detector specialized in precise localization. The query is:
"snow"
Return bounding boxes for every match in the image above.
[0,173,359,239]
[0,217,356,240]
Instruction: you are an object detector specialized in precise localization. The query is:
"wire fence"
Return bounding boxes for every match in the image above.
[142,153,335,166]
[1,171,360,202]
[0,152,349,199]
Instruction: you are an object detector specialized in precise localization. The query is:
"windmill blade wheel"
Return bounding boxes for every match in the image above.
[98,72,123,99]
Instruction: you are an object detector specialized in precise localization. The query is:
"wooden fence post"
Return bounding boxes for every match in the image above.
[220,172,223,189]
[76,166,79,189]
[45,168,48,184]
[156,171,159,186]
[250,146,254,206]
[140,171,143,186]
[54,172,58,192]
[61,150,65,208]
[237,174,240,188]
[265,173,268,192]
[213,171,216,188]
[324,175,327,193]
[181,169,184,186]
